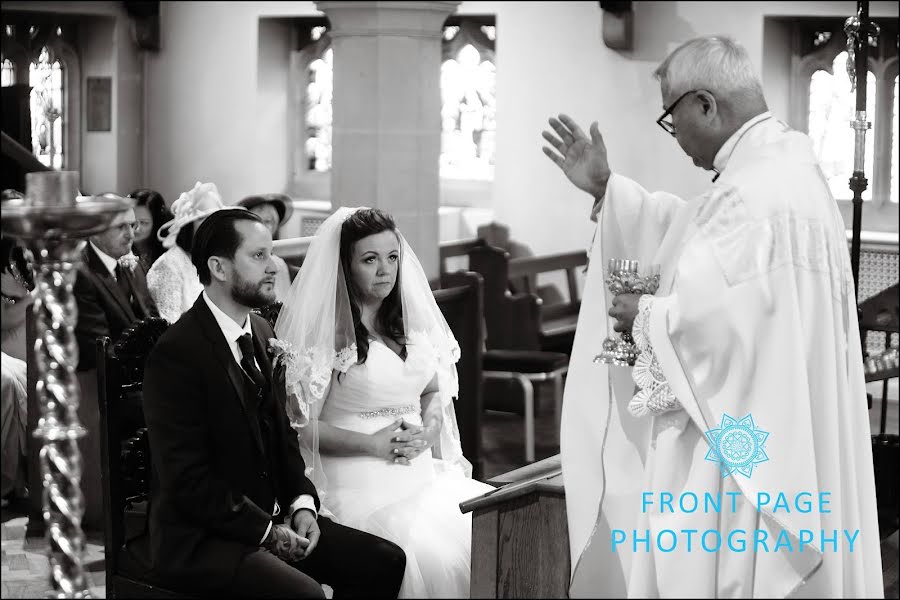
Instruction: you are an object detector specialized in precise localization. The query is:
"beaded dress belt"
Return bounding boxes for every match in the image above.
[358,404,418,419]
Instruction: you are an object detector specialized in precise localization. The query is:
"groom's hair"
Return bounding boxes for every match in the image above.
[192,208,263,285]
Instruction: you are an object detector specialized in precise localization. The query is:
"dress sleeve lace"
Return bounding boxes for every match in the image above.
[147,254,185,325]
[628,294,682,418]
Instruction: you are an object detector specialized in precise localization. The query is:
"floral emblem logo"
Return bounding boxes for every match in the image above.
[704,413,770,479]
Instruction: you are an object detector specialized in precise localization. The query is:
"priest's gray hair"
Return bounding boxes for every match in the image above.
[654,36,765,103]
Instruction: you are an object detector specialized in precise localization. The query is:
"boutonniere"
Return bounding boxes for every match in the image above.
[117,252,140,272]
[268,338,301,381]
[267,338,315,428]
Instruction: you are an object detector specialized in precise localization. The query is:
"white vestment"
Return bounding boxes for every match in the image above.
[561,115,883,598]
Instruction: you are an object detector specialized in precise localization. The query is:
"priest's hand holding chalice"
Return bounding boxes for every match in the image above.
[594,259,660,366]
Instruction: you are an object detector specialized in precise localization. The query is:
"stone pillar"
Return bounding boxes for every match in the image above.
[316,0,460,279]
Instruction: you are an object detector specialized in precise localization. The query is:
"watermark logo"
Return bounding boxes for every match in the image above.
[704,413,769,479]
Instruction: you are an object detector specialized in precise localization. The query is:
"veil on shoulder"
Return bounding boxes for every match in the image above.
[273,206,472,508]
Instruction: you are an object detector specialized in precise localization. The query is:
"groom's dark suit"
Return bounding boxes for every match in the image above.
[142,295,405,596]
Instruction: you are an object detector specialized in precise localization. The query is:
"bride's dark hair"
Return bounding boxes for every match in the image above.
[339,208,405,365]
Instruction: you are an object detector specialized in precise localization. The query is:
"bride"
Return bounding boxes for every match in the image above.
[274,207,493,598]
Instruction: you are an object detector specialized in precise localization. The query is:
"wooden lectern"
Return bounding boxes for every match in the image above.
[461,455,569,598]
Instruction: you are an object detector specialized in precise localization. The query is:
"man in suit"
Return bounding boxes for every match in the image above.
[142,209,406,597]
[73,197,159,530]
[74,197,159,371]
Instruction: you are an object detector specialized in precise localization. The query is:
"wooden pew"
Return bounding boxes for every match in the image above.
[440,237,486,275]
[469,245,586,354]
[434,271,485,480]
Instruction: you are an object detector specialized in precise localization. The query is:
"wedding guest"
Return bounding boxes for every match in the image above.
[129,188,173,269]
[74,194,159,372]
[147,181,224,324]
[1,231,32,507]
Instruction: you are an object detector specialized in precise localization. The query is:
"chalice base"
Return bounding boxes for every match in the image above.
[593,334,640,367]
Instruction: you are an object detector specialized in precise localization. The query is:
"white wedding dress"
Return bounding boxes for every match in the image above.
[318,340,493,599]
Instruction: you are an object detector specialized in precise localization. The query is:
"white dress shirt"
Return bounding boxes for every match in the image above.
[201,291,317,544]
[90,242,119,279]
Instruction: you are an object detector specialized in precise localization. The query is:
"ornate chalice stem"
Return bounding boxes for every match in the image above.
[33,242,90,599]
[2,171,134,598]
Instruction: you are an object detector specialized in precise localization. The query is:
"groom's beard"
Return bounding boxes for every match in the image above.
[231,273,276,309]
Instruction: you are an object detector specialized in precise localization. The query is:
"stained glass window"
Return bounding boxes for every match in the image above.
[306,46,333,172]
[29,46,64,169]
[891,76,898,203]
[1,58,14,86]
[440,22,496,181]
[808,51,876,200]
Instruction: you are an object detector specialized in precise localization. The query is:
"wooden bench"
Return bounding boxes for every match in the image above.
[439,237,487,275]
[434,271,486,479]
[97,317,191,598]
[469,244,586,355]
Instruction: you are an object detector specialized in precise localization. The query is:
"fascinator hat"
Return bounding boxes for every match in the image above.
[274,206,471,508]
[157,181,225,249]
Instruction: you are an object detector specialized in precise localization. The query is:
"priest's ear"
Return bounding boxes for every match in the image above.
[695,90,717,118]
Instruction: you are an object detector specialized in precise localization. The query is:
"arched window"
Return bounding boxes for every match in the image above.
[2,20,80,172]
[792,19,898,207]
[440,19,496,181]
[808,51,876,200]
[1,57,14,86]
[29,45,65,169]
[891,75,898,203]
[305,30,333,173]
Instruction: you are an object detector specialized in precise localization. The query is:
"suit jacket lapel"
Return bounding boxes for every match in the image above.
[193,296,266,455]
[84,245,136,321]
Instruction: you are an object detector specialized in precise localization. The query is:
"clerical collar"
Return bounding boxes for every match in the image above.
[711,111,773,182]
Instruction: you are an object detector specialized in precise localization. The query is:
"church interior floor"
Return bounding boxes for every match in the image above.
[2,378,898,598]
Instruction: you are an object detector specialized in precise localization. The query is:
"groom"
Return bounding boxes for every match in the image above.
[142,208,406,597]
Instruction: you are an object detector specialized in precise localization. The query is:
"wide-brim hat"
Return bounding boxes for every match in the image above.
[236,193,294,227]
[158,181,225,248]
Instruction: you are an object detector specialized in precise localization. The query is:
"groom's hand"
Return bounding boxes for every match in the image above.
[290,509,320,559]
[263,523,309,563]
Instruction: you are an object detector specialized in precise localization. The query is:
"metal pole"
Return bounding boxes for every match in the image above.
[845,0,879,299]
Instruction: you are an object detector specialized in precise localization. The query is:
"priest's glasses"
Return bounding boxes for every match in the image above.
[594,259,660,367]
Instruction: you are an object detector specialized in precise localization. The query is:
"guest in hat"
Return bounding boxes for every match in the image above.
[236,193,294,301]
[147,182,225,324]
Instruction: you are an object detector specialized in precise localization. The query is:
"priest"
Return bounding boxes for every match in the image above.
[542,36,883,598]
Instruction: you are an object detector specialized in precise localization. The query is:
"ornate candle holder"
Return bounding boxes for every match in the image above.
[1,171,134,598]
[594,259,660,367]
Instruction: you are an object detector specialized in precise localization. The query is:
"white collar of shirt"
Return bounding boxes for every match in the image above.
[713,111,772,175]
[90,242,120,279]
[202,290,254,366]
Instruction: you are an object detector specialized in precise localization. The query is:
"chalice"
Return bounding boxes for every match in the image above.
[594,259,661,367]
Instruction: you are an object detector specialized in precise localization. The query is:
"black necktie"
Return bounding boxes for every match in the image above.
[237,333,267,389]
[114,263,138,314]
